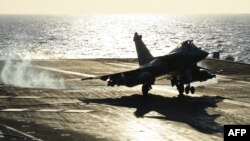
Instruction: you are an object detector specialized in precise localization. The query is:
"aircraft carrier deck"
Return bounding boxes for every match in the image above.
[0,59,249,141]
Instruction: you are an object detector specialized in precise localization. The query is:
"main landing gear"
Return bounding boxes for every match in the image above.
[176,83,195,96]
[142,84,152,96]
[176,83,184,95]
[184,84,195,94]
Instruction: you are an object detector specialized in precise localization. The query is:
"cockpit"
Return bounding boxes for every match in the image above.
[170,40,201,53]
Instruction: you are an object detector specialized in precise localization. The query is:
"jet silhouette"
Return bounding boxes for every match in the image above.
[82,32,215,96]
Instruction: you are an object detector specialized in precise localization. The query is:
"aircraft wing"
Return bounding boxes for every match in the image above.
[81,65,172,84]
[81,68,142,81]
[199,58,250,75]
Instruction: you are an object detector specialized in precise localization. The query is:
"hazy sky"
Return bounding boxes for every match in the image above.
[0,0,250,15]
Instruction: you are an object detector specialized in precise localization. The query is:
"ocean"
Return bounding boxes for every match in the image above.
[0,14,249,63]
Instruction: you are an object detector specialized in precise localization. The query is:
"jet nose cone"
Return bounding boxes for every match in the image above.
[196,50,209,61]
[201,50,209,58]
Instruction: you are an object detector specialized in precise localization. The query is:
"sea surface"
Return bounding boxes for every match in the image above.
[0,14,250,63]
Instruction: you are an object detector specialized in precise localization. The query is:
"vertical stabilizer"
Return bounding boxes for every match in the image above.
[133,32,153,66]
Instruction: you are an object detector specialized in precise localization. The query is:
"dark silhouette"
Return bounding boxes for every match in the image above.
[82,33,214,96]
[80,94,225,134]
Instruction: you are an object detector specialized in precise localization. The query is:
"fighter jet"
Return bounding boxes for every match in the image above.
[81,32,215,96]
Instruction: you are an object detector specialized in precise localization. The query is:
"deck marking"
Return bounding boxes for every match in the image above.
[0,130,3,138]
[0,108,29,112]
[0,96,42,99]
[0,108,94,113]
[106,63,137,68]
[223,99,250,107]
[64,109,93,113]
[0,123,43,141]
[34,65,96,77]
[36,109,63,112]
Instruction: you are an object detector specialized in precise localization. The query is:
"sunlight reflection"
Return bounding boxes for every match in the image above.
[2,15,248,62]
[125,119,165,141]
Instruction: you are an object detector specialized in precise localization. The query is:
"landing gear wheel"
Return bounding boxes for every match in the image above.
[142,84,151,96]
[107,81,114,87]
[185,85,190,94]
[177,83,184,96]
[190,86,195,94]
[171,79,177,87]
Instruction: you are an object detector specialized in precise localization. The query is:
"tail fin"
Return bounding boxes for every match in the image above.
[133,32,153,66]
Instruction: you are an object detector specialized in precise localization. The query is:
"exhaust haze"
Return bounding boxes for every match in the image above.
[0,59,65,89]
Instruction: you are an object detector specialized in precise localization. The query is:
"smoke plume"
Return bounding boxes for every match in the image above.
[0,59,65,89]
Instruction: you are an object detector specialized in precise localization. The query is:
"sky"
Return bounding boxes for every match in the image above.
[0,0,250,15]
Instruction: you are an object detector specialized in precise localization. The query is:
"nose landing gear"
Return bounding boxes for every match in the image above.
[176,83,195,96]
[176,83,184,96]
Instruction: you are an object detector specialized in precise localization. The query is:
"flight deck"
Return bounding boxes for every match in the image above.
[0,59,249,141]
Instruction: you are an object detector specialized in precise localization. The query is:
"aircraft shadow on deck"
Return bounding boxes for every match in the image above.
[80,94,225,134]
